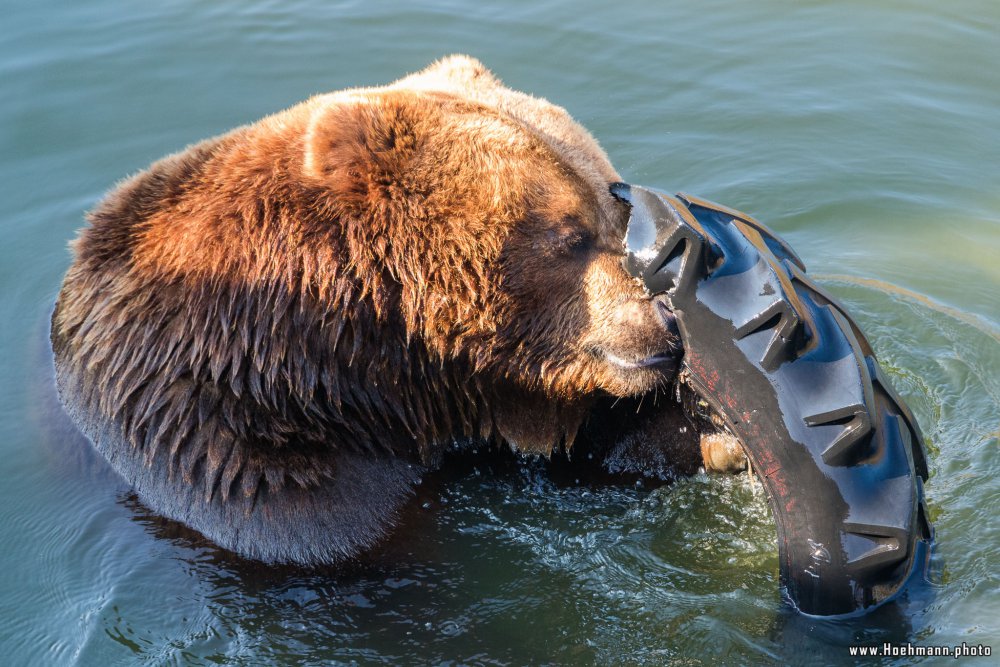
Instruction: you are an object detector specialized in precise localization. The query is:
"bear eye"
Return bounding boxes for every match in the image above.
[564,230,589,250]
[549,227,592,255]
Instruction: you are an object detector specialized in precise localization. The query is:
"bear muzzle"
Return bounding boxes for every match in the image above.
[593,297,683,382]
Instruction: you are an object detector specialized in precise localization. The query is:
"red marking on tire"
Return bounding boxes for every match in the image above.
[707,369,720,392]
[770,473,791,499]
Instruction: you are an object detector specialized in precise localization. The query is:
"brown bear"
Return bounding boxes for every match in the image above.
[51,56,740,565]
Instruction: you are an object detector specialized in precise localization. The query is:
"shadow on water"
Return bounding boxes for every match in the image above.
[113,462,935,666]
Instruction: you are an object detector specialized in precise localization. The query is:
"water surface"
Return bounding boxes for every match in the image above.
[2,1,998,664]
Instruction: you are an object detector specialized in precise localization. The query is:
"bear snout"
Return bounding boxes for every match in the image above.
[596,297,683,377]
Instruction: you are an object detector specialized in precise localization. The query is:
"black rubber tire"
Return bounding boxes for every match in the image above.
[611,183,933,616]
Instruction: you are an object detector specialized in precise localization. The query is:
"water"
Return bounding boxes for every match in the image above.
[2,0,998,664]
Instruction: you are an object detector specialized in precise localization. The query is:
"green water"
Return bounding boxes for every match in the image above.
[3,0,999,664]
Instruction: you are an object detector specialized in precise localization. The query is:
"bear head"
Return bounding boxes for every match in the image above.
[299,56,682,419]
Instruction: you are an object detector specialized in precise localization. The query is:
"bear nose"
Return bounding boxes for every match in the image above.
[612,299,682,351]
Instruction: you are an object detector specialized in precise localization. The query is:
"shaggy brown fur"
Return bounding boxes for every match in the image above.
[52,56,712,564]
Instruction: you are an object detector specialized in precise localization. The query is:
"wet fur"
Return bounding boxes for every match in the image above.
[52,56,699,564]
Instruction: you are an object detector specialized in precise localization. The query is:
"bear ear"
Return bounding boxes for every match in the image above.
[414,54,500,91]
[386,55,501,97]
[302,93,431,210]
